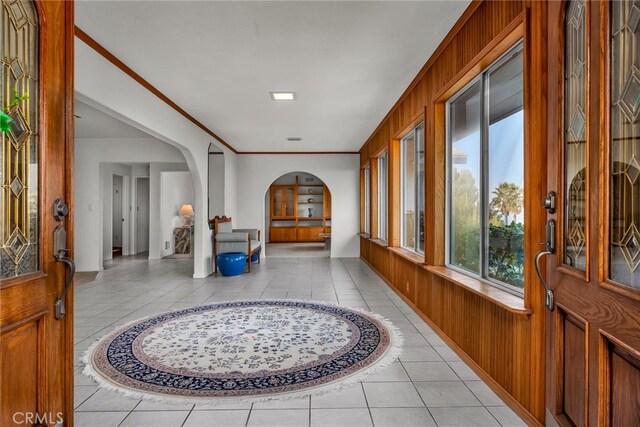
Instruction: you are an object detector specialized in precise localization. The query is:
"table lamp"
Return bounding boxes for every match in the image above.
[178,203,194,227]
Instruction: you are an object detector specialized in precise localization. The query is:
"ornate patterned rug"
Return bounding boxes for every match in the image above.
[83,300,402,405]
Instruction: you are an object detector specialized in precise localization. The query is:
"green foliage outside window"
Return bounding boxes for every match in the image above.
[452,168,524,288]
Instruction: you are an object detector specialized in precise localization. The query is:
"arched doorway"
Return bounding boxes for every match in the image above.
[264,172,331,257]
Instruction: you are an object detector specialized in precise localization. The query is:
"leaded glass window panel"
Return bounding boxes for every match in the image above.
[610,0,640,289]
[1,0,39,279]
[564,0,587,271]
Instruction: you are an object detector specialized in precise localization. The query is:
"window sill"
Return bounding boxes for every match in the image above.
[388,247,425,265]
[371,239,388,248]
[359,233,371,239]
[424,266,531,317]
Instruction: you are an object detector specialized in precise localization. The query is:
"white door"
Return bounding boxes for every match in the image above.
[113,174,123,248]
[136,177,150,253]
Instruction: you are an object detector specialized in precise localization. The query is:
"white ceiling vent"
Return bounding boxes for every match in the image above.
[287,137,302,142]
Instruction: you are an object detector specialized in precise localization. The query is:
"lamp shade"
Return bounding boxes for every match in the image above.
[179,204,194,216]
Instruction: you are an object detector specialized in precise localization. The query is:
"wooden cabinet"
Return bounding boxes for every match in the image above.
[271,185,296,218]
[268,177,331,243]
[269,227,297,242]
[296,226,325,242]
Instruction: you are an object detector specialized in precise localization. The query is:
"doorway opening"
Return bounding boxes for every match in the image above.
[135,177,150,254]
[112,174,124,258]
[265,172,331,258]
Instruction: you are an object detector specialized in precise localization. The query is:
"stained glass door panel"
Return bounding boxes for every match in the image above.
[564,0,588,271]
[1,0,39,278]
[610,0,640,289]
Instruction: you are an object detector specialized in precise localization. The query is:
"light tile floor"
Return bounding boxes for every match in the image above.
[74,256,526,427]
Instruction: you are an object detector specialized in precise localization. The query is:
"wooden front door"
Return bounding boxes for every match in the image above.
[0,0,74,426]
[546,1,640,425]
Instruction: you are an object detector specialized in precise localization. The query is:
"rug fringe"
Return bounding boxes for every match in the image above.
[81,299,404,407]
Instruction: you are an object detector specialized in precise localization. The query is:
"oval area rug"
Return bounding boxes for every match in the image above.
[83,299,402,404]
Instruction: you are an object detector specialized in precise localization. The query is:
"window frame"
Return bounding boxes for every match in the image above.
[400,123,425,254]
[378,152,388,242]
[363,166,370,235]
[445,41,525,296]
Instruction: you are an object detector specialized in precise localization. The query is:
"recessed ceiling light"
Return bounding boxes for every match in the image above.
[270,91,296,101]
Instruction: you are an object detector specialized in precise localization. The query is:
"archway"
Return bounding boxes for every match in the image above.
[264,171,332,257]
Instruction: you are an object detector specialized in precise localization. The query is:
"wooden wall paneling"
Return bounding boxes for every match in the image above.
[360,236,370,261]
[357,1,554,423]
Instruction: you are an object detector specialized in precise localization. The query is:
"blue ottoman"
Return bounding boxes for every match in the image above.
[217,252,246,276]
[251,248,261,263]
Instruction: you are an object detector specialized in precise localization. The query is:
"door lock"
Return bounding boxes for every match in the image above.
[542,191,556,214]
[53,198,69,222]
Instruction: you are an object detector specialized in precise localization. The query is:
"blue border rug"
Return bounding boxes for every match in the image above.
[83,299,402,405]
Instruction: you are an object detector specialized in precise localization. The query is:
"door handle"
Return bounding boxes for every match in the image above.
[52,198,75,320]
[534,219,555,311]
[53,225,75,320]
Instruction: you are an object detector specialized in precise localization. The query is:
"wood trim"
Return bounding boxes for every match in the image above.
[64,2,76,425]
[370,159,379,240]
[360,257,542,427]
[598,0,610,287]
[388,246,425,265]
[360,168,366,234]
[554,0,591,283]
[0,272,46,290]
[74,26,239,154]
[359,0,484,153]
[393,110,424,140]
[425,266,531,316]
[370,238,388,248]
[0,310,47,335]
[388,139,401,247]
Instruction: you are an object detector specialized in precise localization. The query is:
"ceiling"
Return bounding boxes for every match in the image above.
[75,99,155,138]
[75,1,470,152]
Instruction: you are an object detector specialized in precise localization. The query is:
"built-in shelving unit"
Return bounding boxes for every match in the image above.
[269,175,331,242]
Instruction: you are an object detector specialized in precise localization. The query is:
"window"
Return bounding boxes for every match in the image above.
[364,166,370,234]
[446,42,524,293]
[401,124,425,252]
[378,153,388,241]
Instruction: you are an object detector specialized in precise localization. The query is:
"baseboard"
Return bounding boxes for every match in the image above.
[360,256,542,427]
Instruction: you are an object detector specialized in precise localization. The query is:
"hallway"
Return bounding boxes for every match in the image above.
[73,256,525,427]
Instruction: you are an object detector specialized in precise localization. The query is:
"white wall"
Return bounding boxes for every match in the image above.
[75,137,187,271]
[159,171,194,257]
[235,154,360,258]
[76,39,237,278]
